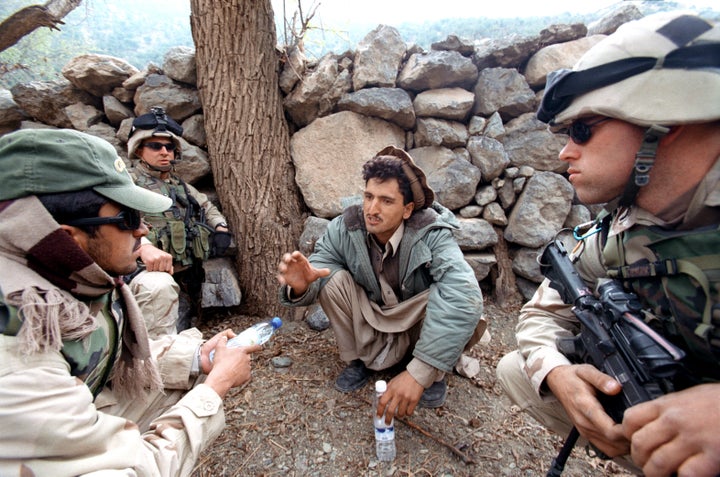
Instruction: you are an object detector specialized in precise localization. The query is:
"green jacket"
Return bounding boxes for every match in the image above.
[280,202,484,372]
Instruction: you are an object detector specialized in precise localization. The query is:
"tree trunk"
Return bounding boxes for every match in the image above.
[0,0,82,53]
[189,0,306,316]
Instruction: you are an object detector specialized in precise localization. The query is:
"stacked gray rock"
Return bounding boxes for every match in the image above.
[0,6,644,300]
[281,6,641,298]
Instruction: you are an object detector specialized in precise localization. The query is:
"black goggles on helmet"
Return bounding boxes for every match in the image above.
[537,41,720,124]
[129,106,183,138]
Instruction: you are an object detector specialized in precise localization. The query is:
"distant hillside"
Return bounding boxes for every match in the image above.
[0,0,194,88]
[300,2,719,58]
[298,13,596,59]
[1,0,717,89]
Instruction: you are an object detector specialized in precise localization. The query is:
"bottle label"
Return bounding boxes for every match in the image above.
[374,426,394,441]
[209,320,279,363]
[227,329,260,348]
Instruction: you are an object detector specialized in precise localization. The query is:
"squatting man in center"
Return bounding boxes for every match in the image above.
[276,145,486,421]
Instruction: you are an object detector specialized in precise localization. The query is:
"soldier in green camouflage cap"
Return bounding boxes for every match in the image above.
[0,128,260,475]
[497,12,720,476]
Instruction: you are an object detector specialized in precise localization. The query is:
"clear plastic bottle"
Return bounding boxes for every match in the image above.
[373,380,396,461]
[209,316,282,362]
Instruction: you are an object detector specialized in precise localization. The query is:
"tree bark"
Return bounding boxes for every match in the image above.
[0,0,82,53]
[189,0,306,316]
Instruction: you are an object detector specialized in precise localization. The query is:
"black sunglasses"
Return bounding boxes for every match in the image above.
[66,209,143,231]
[559,117,612,145]
[142,141,177,152]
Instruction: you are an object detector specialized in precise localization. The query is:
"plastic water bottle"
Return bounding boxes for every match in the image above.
[209,317,282,362]
[373,380,396,461]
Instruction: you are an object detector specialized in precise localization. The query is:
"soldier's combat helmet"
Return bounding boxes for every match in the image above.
[537,12,719,206]
[127,106,184,161]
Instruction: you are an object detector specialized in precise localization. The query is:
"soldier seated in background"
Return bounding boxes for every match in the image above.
[126,107,233,337]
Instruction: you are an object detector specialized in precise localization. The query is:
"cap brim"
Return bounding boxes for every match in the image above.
[94,184,172,213]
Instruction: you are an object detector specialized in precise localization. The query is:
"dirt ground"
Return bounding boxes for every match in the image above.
[191,298,635,477]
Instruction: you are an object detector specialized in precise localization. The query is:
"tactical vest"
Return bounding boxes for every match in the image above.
[134,173,212,267]
[602,219,720,382]
[0,292,121,399]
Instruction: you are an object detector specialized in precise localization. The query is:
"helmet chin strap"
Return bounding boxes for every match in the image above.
[142,159,173,173]
[618,124,670,207]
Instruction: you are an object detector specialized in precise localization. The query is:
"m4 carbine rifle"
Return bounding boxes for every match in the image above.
[539,239,686,477]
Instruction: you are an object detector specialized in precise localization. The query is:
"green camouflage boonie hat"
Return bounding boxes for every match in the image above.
[0,128,171,213]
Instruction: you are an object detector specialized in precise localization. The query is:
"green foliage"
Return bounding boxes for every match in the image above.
[0,0,193,89]
[0,0,94,87]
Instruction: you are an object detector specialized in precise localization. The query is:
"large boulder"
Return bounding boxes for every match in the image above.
[290,111,405,218]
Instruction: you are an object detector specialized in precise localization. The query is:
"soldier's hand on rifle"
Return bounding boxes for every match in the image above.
[138,243,174,274]
[546,363,629,457]
[277,250,330,297]
[622,383,720,477]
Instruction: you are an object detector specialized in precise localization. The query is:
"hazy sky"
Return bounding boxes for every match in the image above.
[271,0,718,26]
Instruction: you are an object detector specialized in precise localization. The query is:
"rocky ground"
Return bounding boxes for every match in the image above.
[191,299,635,477]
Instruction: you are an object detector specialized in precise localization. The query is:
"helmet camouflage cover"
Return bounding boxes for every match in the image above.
[538,12,720,127]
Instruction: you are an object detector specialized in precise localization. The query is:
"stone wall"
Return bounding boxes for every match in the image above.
[0,5,644,300]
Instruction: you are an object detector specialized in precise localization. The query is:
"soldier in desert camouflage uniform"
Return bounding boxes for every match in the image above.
[126,107,232,336]
[0,129,259,476]
[496,12,720,477]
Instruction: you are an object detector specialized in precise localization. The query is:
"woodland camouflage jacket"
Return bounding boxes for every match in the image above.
[516,156,720,394]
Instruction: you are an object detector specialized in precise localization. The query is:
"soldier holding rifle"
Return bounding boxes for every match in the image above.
[497,12,720,477]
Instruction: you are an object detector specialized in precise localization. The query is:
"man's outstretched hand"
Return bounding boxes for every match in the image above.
[277,250,330,297]
[376,370,424,424]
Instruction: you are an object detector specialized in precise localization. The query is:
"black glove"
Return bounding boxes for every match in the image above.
[210,231,232,257]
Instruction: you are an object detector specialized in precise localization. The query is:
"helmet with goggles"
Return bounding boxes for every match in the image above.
[537,12,720,128]
[127,106,184,161]
[537,12,719,207]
